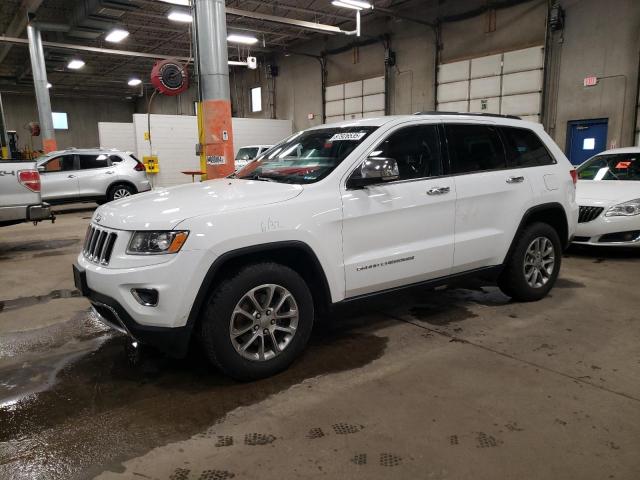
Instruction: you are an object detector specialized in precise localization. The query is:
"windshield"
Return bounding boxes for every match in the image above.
[236,126,378,184]
[577,153,640,181]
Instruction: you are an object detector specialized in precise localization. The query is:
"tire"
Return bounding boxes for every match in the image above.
[199,262,314,381]
[498,222,562,302]
[107,183,135,202]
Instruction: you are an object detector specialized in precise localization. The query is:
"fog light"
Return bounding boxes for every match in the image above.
[131,288,159,306]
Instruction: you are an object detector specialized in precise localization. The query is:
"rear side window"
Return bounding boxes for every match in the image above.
[501,127,556,167]
[446,124,507,174]
[109,155,123,163]
[79,154,109,169]
[43,154,75,172]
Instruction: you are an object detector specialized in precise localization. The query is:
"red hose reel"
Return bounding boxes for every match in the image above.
[150,59,189,96]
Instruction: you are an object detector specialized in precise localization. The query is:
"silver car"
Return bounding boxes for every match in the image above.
[36,149,151,204]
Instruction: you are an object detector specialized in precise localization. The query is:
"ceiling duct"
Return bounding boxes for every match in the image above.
[66,0,140,39]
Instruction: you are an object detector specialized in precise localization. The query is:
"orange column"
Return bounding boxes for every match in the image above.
[202,99,235,179]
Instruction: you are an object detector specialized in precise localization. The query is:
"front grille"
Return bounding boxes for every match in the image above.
[83,226,117,265]
[578,206,604,223]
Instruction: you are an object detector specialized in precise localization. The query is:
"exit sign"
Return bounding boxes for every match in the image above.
[583,76,598,87]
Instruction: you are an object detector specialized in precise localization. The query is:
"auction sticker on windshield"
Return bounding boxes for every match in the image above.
[328,132,367,141]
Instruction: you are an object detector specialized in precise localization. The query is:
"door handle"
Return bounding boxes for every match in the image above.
[506,176,525,184]
[67,174,76,178]
[105,171,115,175]
[427,186,451,195]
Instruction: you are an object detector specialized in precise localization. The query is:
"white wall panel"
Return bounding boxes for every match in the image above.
[470,54,502,78]
[232,118,292,150]
[502,70,542,95]
[470,76,501,99]
[363,93,385,112]
[325,100,345,116]
[470,97,500,114]
[503,46,544,73]
[346,113,363,120]
[437,101,469,112]
[501,92,541,116]
[437,81,469,103]
[345,97,363,115]
[344,80,363,99]
[363,110,385,119]
[363,76,385,95]
[326,115,345,124]
[325,84,344,102]
[98,122,135,152]
[438,60,469,83]
[520,114,541,124]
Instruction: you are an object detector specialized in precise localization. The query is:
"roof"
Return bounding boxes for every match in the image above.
[309,114,543,130]
[595,147,640,155]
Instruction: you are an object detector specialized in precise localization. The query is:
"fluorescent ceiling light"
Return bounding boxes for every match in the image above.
[128,78,142,86]
[67,59,85,69]
[46,82,52,89]
[158,0,190,5]
[332,0,372,9]
[167,9,192,22]
[105,28,129,43]
[227,34,259,45]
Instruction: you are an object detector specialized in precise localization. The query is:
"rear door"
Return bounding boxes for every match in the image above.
[39,154,79,201]
[445,122,533,273]
[341,122,456,298]
[76,154,114,198]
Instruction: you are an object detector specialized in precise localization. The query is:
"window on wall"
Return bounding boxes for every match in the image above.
[51,112,69,130]
[251,87,262,112]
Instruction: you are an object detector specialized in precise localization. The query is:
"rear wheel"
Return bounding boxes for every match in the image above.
[498,222,562,302]
[107,183,135,202]
[199,262,314,380]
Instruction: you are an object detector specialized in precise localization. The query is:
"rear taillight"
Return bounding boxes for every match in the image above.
[134,162,145,172]
[570,169,578,185]
[18,170,41,193]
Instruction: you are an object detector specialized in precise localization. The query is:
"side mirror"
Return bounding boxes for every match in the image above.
[347,157,399,188]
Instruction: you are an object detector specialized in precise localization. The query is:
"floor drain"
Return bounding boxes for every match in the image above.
[170,468,191,480]
[244,433,276,446]
[476,432,499,448]
[332,423,363,435]
[351,453,367,465]
[379,453,402,467]
[306,427,325,439]
[215,435,233,447]
[449,435,459,445]
[198,470,235,480]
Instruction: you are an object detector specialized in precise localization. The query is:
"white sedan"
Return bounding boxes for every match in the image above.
[573,147,640,246]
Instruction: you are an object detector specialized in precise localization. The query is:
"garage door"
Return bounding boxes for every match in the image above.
[437,46,544,123]
[325,76,385,124]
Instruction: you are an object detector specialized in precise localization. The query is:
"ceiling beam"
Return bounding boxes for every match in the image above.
[225,7,343,34]
[0,0,45,65]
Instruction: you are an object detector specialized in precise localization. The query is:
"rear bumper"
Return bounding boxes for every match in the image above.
[0,202,53,224]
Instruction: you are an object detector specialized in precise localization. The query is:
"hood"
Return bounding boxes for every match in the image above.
[576,180,640,206]
[94,179,303,230]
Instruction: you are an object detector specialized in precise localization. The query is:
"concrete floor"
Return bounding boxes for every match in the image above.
[1,207,639,480]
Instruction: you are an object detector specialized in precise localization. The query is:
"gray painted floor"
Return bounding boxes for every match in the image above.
[1,207,639,479]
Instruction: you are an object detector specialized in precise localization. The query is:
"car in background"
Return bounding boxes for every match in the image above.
[573,147,640,246]
[36,149,151,204]
[234,144,273,170]
[0,160,53,227]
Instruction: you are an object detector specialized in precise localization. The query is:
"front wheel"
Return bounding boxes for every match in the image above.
[199,262,314,380]
[498,222,562,302]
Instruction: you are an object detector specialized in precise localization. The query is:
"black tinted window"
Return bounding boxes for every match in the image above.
[109,155,123,163]
[375,125,442,180]
[80,154,109,169]
[43,155,75,172]
[501,127,555,167]
[446,124,507,174]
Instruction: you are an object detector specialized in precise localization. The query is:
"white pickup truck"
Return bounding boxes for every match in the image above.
[0,160,53,227]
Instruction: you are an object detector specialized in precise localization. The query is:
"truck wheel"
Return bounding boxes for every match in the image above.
[199,262,314,380]
[498,222,562,302]
[107,184,135,202]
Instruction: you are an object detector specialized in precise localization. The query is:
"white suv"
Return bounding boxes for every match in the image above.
[36,149,151,204]
[73,114,578,380]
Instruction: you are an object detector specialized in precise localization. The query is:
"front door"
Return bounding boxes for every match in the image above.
[39,154,79,201]
[341,123,456,298]
[566,119,608,165]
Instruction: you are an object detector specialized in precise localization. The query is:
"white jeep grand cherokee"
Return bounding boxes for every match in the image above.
[74,113,578,380]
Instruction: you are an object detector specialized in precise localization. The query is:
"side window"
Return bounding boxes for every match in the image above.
[43,155,75,172]
[501,127,555,167]
[446,124,507,174]
[79,154,109,169]
[374,125,442,180]
[109,155,123,163]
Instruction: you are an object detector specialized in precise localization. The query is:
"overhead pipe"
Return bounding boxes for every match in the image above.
[26,23,56,153]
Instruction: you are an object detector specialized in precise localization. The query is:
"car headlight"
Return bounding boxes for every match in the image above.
[605,198,640,217]
[127,231,189,254]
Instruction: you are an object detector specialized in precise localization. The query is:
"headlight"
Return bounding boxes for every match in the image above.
[127,231,189,254]
[605,198,640,217]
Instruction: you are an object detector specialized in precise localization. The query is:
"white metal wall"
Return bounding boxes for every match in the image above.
[325,76,386,124]
[98,122,137,152]
[437,46,544,123]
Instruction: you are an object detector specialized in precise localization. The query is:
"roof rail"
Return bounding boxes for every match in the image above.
[414,111,522,120]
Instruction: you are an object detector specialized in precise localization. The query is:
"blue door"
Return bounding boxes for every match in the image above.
[566,119,608,165]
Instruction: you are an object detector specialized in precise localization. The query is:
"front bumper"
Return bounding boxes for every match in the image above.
[573,209,640,247]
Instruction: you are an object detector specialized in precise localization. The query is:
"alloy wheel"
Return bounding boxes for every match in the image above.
[523,236,555,288]
[113,188,131,199]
